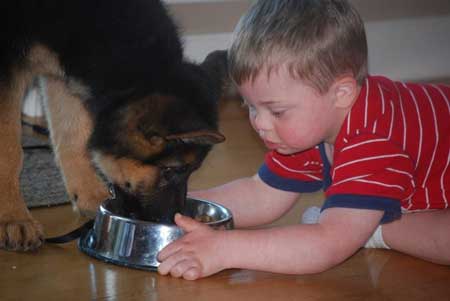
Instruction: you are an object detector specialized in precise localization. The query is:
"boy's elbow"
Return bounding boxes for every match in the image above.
[311,249,345,274]
[296,241,357,275]
[289,256,337,275]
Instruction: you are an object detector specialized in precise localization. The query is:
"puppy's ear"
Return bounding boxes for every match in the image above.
[201,50,228,81]
[121,95,171,160]
[201,50,231,97]
[127,130,167,160]
[166,130,225,146]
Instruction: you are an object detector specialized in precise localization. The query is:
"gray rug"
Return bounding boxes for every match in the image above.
[21,135,70,208]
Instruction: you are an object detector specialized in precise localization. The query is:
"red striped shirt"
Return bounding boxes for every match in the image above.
[260,76,450,219]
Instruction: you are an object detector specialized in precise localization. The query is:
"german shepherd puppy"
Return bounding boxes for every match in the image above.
[0,0,227,251]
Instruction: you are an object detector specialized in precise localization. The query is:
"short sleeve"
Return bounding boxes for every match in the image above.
[323,134,416,223]
[258,147,324,193]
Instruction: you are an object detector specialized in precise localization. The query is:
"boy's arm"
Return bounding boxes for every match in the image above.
[158,207,384,279]
[223,207,383,274]
[189,174,300,228]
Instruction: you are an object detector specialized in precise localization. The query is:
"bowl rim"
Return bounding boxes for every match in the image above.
[99,197,233,226]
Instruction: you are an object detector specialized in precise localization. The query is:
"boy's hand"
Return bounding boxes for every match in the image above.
[157,213,228,280]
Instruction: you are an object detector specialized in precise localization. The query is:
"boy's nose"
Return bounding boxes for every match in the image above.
[253,112,271,132]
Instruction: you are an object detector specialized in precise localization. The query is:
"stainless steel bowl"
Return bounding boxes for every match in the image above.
[78,197,233,271]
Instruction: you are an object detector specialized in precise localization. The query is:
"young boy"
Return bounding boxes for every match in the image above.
[157,0,450,280]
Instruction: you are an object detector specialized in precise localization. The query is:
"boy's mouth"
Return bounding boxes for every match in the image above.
[262,138,298,154]
[263,140,281,150]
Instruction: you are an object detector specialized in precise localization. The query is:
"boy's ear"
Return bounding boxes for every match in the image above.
[332,76,359,109]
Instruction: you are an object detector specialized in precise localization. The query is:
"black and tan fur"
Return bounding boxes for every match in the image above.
[0,0,228,251]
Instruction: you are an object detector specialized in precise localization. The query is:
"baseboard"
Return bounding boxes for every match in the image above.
[22,87,44,117]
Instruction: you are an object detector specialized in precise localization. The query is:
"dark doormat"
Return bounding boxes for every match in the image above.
[20,134,70,208]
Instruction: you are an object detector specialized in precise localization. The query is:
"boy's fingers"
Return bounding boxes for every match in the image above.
[157,240,181,262]
[183,267,201,281]
[157,251,180,275]
[157,251,192,276]
[175,213,204,233]
[169,259,199,278]
[158,214,206,262]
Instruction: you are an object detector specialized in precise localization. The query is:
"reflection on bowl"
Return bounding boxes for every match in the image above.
[78,197,234,270]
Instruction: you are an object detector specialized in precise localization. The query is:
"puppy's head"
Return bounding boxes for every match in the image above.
[90,91,226,195]
[88,50,228,208]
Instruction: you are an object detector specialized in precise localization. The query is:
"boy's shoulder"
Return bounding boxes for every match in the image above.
[336,74,449,152]
[367,75,450,98]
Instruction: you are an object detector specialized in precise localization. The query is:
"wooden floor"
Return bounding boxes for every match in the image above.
[1,99,450,301]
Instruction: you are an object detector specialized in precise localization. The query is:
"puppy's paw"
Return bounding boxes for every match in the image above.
[0,218,44,251]
[73,186,110,218]
[77,207,97,219]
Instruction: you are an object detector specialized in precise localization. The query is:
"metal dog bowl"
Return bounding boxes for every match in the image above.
[78,197,233,271]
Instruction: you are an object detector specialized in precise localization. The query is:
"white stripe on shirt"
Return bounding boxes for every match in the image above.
[404,83,423,170]
[271,157,322,181]
[333,153,410,178]
[364,78,369,128]
[421,85,439,188]
[378,83,386,114]
[388,101,395,140]
[433,84,450,208]
[395,83,407,150]
[385,167,414,179]
[341,138,389,152]
[331,174,372,187]
[353,179,405,191]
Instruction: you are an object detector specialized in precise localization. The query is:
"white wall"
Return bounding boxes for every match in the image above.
[182,16,450,82]
[366,16,450,81]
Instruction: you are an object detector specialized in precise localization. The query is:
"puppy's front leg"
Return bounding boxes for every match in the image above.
[0,74,44,251]
[43,78,110,217]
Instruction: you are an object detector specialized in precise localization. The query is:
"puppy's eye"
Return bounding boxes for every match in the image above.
[175,165,189,173]
[160,165,190,180]
[124,181,132,189]
[160,167,175,180]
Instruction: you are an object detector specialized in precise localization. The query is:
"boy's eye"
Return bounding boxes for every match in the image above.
[271,110,286,118]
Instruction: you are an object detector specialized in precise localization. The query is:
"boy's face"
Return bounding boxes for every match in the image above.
[239,66,342,154]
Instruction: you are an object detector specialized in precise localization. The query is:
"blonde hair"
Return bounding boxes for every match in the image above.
[229,0,368,94]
